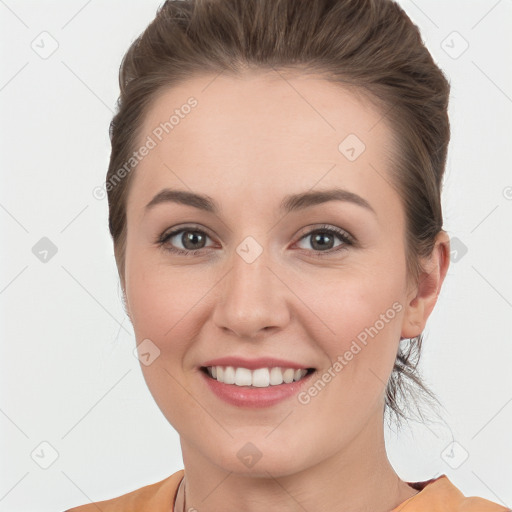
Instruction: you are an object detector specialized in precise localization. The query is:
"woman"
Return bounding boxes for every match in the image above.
[66,0,509,510]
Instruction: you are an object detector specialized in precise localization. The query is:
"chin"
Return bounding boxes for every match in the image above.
[204,440,315,479]
[219,458,307,479]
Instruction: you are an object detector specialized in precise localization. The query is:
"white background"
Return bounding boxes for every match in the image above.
[1,1,511,510]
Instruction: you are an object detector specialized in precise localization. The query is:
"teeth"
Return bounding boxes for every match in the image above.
[235,367,252,386]
[224,366,236,384]
[206,366,309,387]
[269,367,283,385]
[252,368,269,387]
[283,368,295,384]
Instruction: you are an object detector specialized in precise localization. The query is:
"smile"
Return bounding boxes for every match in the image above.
[202,365,314,387]
[200,366,316,408]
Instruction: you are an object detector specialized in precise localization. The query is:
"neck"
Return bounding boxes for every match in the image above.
[174,413,418,512]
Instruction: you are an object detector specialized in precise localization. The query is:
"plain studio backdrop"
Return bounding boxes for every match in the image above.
[0,1,511,510]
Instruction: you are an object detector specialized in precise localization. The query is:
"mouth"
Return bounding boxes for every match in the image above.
[200,365,316,388]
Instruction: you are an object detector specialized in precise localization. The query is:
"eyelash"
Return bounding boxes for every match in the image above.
[156,223,355,258]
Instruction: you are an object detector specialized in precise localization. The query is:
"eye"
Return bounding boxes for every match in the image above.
[156,223,355,257]
[156,225,215,255]
[295,224,354,257]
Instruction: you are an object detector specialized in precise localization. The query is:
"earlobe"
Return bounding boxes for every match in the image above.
[401,231,451,339]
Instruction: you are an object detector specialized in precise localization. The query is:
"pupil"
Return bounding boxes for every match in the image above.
[183,231,204,250]
[313,232,333,250]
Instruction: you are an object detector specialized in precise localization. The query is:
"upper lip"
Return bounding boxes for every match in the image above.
[201,356,313,370]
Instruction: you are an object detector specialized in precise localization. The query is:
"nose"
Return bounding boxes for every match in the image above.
[212,245,291,339]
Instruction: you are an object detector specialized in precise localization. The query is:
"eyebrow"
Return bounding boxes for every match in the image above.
[144,187,376,216]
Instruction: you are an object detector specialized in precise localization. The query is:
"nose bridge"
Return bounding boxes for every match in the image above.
[212,237,290,337]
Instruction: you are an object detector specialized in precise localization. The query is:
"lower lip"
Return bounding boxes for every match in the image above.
[200,369,315,408]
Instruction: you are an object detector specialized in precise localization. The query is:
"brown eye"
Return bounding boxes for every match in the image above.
[177,230,207,250]
[295,225,354,256]
[157,226,214,255]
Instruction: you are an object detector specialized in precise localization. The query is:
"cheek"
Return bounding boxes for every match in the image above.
[125,251,214,358]
[125,257,213,429]
[299,259,404,345]
[296,260,406,398]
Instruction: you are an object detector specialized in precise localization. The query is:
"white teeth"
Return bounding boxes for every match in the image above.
[235,367,252,386]
[252,368,270,387]
[206,366,309,387]
[269,367,284,385]
[224,366,236,384]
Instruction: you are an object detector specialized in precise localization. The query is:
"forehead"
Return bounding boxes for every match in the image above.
[127,71,400,223]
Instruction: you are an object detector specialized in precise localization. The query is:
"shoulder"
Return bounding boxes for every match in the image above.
[439,475,509,511]
[64,469,184,512]
[396,474,510,512]
[458,496,511,512]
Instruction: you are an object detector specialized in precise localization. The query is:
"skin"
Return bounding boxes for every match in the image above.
[122,70,450,512]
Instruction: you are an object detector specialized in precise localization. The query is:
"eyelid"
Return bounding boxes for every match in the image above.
[158,222,213,239]
[292,224,355,257]
[295,223,355,243]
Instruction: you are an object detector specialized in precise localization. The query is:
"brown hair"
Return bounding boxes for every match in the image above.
[106,0,451,426]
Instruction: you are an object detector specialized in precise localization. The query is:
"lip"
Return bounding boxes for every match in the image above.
[200,368,315,408]
[200,356,312,370]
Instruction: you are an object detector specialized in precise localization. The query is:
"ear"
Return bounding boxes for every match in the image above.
[401,230,451,339]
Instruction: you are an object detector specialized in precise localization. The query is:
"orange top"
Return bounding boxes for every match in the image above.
[65,470,510,511]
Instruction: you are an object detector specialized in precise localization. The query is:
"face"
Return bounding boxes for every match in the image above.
[123,70,429,476]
